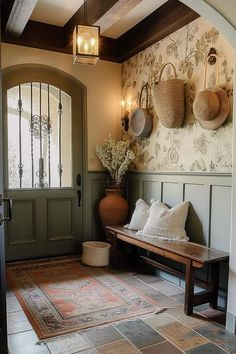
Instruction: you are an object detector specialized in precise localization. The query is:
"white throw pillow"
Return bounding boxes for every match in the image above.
[140,200,190,241]
[127,198,150,231]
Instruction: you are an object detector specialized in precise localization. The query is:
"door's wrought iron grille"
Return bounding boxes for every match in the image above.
[30,83,34,188]
[17,85,23,188]
[58,89,63,187]
[7,83,72,189]
[47,84,51,188]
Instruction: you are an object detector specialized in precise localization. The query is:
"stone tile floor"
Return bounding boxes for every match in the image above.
[6,268,236,354]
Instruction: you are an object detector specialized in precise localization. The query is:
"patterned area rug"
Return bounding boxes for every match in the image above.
[7,256,163,339]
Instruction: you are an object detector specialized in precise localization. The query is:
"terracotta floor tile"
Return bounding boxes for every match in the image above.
[83,326,123,347]
[141,340,183,354]
[149,280,184,296]
[148,291,180,308]
[96,339,139,353]
[185,342,228,354]
[195,323,236,353]
[116,319,165,349]
[144,312,176,330]
[157,320,208,351]
[167,305,210,328]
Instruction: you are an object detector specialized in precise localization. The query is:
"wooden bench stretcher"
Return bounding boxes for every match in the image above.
[107,226,229,316]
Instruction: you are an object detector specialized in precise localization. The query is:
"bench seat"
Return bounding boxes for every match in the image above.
[107,226,229,316]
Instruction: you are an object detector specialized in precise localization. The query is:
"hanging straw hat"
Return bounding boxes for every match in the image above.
[193,52,230,130]
[193,87,229,130]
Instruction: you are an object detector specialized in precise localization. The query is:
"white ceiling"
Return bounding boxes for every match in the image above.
[30,0,84,27]
[30,0,168,38]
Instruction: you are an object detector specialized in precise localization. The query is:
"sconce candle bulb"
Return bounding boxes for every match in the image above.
[121,99,132,132]
[121,100,126,108]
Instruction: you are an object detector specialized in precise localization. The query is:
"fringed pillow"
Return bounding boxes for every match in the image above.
[126,199,150,231]
[139,200,190,242]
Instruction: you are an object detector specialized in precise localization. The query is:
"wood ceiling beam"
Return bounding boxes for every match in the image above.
[64,0,120,43]
[3,20,118,62]
[1,0,15,34]
[1,0,199,63]
[2,0,38,38]
[116,0,200,62]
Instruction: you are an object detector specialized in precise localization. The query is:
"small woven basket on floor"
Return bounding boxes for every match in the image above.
[153,62,185,128]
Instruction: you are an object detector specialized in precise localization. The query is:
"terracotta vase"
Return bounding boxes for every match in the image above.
[98,188,129,239]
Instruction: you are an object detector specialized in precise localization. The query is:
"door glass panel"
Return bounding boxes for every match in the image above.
[7,83,72,189]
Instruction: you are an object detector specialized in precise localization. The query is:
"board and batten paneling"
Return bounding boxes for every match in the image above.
[84,171,108,242]
[128,172,232,250]
[127,171,231,307]
[87,171,231,307]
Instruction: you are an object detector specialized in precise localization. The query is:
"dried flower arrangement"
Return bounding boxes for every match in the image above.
[96,135,135,185]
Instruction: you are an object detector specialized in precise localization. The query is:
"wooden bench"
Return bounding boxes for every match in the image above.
[107,226,229,316]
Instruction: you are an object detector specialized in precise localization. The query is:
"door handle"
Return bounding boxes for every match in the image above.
[77,190,81,207]
[77,174,81,186]
[0,194,13,225]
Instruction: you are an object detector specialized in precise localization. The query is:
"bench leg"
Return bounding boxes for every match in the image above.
[110,233,122,269]
[184,260,195,316]
[209,263,220,309]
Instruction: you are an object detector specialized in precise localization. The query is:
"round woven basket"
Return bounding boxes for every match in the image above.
[130,108,153,138]
[153,63,185,128]
[130,83,153,138]
[82,241,111,267]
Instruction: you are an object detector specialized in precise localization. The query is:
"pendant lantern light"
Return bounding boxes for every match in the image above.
[73,0,100,65]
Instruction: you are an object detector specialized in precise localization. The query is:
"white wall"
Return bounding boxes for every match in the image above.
[1,43,121,171]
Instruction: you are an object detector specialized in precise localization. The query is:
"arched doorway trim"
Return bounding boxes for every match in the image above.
[180,0,236,49]
[2,64,87,259]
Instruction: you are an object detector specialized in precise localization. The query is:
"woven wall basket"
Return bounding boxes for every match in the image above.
[130,83,153,138]
[153,63,185,128]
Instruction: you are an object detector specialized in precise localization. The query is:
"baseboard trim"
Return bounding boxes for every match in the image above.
[226,311,236,333]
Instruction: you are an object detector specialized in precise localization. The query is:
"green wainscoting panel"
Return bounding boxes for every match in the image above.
[210,185,231,252]
[126,171,232,306]
[127,178,141,214]
[86,171,232,306]
[185,184,210,245]
[84,171,108,242]
[143,180,161,202]
[162,182,183,206]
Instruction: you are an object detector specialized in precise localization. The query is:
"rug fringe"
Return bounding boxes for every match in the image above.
[37,308,168,345]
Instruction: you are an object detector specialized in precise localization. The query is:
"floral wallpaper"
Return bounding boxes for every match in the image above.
[121,17,234,173]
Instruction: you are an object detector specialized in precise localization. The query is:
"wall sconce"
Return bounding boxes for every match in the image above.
[121,99,132,132]
[73,1,100,65]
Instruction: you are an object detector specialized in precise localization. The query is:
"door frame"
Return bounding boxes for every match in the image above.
[0,41,8,354]
[2,64,88,257]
